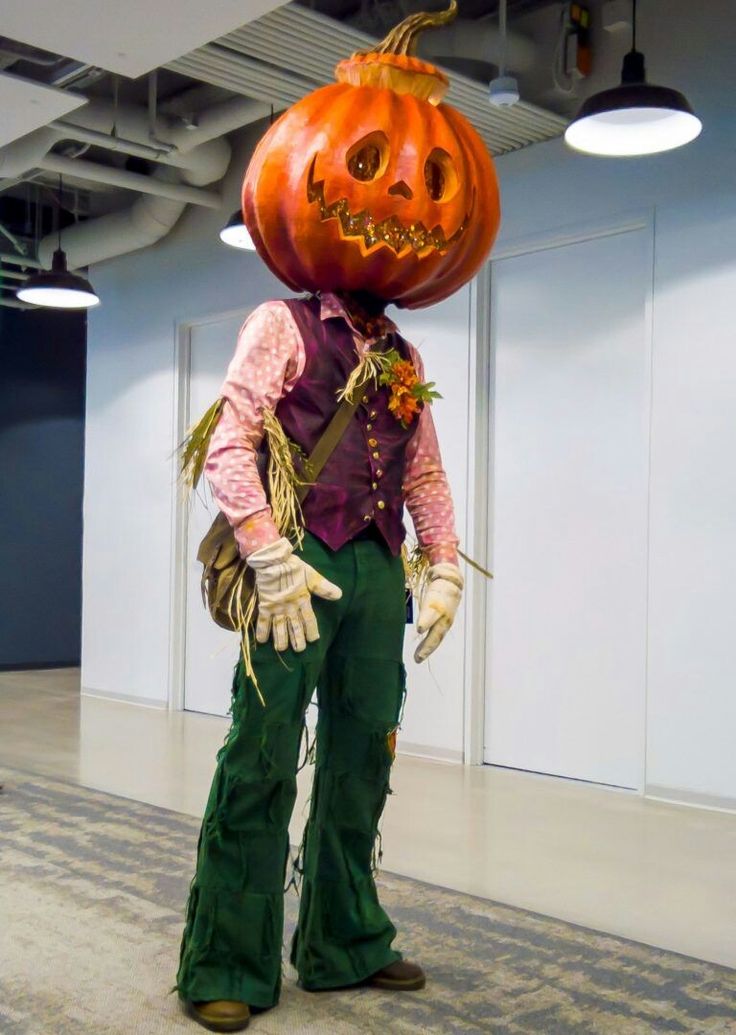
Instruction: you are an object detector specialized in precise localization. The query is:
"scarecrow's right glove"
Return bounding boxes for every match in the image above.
[414,563,464,663]
[247,537,342,653]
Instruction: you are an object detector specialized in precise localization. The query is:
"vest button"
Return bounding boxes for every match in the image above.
[372,482,378,490]
[369,410,378,419]
[376,468,383,477]
[377,500,386,510]
[368,437,378,447]
[363,514,371,522]
[372,451,380,459]
[366,423,373,431]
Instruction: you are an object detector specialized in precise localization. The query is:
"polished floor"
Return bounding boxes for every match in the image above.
[3,667,736,971]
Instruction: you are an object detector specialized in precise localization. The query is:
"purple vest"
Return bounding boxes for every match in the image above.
[276,296,419,556]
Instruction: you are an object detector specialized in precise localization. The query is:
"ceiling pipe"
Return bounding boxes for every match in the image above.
[38,175,187,268]
[37,153,222,208]
[0,95,268,187]
[47,121,177,162]
[0,91,271,272]
[0,251,42,268]
[53,96,268,185]
[33,97,268,270]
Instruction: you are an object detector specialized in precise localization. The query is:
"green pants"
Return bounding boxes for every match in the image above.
[175,531,407,1008]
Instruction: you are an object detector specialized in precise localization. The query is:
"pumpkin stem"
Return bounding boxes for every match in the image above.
[368,1,458,58]
[336,0,457,103]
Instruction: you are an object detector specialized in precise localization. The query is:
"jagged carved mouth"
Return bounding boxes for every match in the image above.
[306,156,472,257]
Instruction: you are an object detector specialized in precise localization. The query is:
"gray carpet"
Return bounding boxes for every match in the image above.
[1,766,736,1035]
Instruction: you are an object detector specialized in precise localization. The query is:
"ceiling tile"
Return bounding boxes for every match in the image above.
[1,0,288,79]
[0,72,87,149]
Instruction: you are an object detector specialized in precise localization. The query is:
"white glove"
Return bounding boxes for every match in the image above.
[246,537,342,652]
[414,563,464,663]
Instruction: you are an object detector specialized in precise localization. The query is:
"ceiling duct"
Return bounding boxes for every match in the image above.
[38,170,188,269]
[167,1,568,156]
[0,94,270,270]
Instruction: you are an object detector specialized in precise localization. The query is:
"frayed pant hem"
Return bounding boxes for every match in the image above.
[176,981,280,1011]
[297,948,403,993]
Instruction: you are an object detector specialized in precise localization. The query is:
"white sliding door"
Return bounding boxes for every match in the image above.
[183,313,247,716]
[484,225,652,789]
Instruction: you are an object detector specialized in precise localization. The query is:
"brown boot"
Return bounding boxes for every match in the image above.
[182,999,250,1032]
[367,959,426,991]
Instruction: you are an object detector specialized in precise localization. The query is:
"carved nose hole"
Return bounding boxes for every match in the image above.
[388,180,413,199]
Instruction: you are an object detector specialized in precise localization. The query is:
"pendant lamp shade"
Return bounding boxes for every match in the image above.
[220,209,256,250]
[565,22,702,157]
[16,248,100,309]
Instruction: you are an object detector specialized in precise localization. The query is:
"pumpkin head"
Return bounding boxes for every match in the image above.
[242,1,500,309]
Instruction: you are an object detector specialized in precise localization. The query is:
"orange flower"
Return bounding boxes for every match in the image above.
[392,359,419,387]
[376,348,440,427]
[389,385,421,425]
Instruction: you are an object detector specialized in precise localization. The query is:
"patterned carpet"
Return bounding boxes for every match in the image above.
[2,766,736,1035]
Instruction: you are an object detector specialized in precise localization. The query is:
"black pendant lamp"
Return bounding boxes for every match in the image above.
[219,209,256,251]
[17,178,100,309]
[564,0,701,157]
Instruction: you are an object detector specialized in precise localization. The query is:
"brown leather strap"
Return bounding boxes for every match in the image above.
[296,381,369,504]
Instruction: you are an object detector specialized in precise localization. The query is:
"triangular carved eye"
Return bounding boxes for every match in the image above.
[424,148,458,202]
[346,131,390,182]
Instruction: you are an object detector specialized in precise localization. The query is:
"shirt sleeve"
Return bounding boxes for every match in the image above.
[204,301,304,558]
[402,344,460,567]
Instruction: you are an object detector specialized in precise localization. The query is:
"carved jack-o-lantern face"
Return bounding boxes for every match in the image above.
[242,4,500,309]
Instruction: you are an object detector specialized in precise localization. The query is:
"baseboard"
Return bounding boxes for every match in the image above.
[645,784,736,814]
[0,661,80,672]
[397,741,463,765]
[81,686,168,710]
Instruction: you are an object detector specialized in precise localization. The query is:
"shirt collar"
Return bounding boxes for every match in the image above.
[317,292,397,342]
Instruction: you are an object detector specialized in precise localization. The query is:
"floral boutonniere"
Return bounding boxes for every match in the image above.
[337,345,441,427]
[377,348,441,427]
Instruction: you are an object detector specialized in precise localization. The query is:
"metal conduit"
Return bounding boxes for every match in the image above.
[37,155,223,208]
[0,252,43,269]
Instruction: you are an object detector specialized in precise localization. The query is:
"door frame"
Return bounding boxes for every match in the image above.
[462,266,494,764]
[479,209,656,793]
[167,306,251,712]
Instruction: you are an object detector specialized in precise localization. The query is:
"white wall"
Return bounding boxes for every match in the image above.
[82,125,474,759]
[83,0,736,793]
[83,126,283,708]
[490,0,736,803]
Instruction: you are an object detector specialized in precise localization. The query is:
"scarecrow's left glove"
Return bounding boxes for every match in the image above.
[414,563,464,663]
